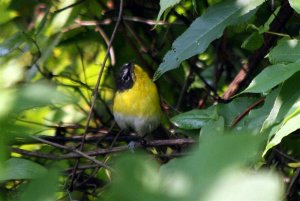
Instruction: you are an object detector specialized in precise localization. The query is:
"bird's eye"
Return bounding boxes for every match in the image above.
[122,74,130,81]
[121,68,131,82]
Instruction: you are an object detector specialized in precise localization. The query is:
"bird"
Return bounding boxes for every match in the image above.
[112,62,162,137]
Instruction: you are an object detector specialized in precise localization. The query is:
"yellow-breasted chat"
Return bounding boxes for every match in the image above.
[113,62,162,136]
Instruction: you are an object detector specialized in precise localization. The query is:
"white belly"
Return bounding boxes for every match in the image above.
[114,112,160,136]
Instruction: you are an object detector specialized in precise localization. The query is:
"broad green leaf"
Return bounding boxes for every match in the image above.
[156,0,182,21]
[0,158,47,180]
[289,0,300,14]
[171,106,218,129]
[269,39,300,64]
[242,61,300,94]
[264,113,300,155]
[16,168,59,201]
[154,0,264,80]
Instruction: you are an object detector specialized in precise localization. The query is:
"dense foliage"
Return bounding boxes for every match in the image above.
[0,0,300,200]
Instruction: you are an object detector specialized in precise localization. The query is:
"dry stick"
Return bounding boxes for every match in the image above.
[230,98,265,128]
[69,0,124,191]
[30,136,113,171]
[223,0,294,100]
[287,168,300,198]
[94,24,116,66]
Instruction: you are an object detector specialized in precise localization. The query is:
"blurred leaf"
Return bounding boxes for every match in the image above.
[289,0,300,14]
[103,152,170,201]
[288,162,300,168]
[203,169,284,201]
[171,106,218,129]
[0,0,18,24]
[0,158,47,180]
[154,0,264,80]
[46,0,76,35]
[242,60,300,94]
[0,32,25,57]
[16,168,59,201]
[269,39,300,64]
[159,133,265,200]
[104,134,266,201]
[14,82,72,112]
[157,0,182,21]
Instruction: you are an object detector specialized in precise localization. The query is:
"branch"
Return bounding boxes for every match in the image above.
[11,138,195,160]
[30,136,113,171]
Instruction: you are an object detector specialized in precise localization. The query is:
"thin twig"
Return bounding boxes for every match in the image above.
[52,0,86,14]
[69,0,124,190]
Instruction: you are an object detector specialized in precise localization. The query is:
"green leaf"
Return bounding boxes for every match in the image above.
[261,72,300,132]
[241,31,263,50]
[242,61,300,94]
[289,0,300,14]
[0,158,47,180]
[153,0,264,80]
[269,39,300,64]
[261,73,300,155]
[156,0,182,21]
[235,88,279,135]
[171,106,218,129]
[217,97,258,126]
[200,116,225,137]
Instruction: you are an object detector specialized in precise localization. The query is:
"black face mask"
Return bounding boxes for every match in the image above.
[116,62,135,91]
